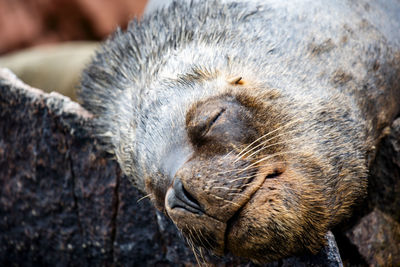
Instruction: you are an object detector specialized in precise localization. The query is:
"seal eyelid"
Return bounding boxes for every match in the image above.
[200,107,226,137]
[187,107,227,145]
[208,108,226,129]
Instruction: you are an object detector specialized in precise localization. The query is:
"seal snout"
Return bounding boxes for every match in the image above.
[166,178,203,215]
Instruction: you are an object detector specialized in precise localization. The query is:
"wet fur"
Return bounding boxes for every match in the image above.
[79,0,400,263]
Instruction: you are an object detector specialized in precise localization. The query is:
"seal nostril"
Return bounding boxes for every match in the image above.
[170,178,203,214]
[181,182,201,207]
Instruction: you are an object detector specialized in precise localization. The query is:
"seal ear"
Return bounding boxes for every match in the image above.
[228,76,245,85]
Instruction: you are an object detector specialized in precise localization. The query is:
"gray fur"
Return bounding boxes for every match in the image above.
[80,0,400,192]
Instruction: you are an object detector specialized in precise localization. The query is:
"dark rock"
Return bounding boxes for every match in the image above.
[0,69,92,266]
[367,118,400,222]
[346,209,400,266]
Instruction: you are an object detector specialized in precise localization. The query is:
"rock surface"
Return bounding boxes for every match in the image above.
[347,209,400,267]
[0,68,347,266]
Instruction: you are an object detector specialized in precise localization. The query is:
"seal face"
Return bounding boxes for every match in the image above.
[79,0,400,263]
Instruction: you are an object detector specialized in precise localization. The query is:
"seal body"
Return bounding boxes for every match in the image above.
[79,0,400,263]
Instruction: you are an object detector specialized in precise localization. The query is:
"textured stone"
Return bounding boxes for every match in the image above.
[346,209,400,266]
[367,118,400,222]
[0,69,92,266]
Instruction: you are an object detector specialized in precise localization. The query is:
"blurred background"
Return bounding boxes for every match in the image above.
[0,0,171,99]
[0,0,149,55]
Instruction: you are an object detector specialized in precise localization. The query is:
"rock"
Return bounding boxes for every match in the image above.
[346,209,400,266]
[367,118,400,222]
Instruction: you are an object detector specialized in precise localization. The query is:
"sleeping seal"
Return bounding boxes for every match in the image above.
[79,0,400,263]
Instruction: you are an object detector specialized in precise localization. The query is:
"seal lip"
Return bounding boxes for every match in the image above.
[223,167,268,254]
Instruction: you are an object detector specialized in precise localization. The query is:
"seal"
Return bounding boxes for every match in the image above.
[79,0,400,263]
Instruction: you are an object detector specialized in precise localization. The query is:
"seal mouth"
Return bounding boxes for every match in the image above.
[165,152,286,255]
[223,166,284,253]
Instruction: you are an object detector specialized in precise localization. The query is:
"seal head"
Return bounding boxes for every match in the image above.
[79,0,400,263]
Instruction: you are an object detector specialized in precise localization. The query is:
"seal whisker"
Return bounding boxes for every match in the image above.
[234,126,303,163]
[234,117,300,158]
[212,186,231,191]
[228,192,247,196]
[209,193,241,207]
[234,117,303,162]
[186,226,203,266]
[238,150,303,173]
[197,246,208,267]
[136,193,152,203]
[198,228,214,252]
[190,230,208,267]
[229,174,256,183]
[192,226,207,249]
[245,136,304,160]
[192,227,209,264]
[222,143,241,159]
[213,160,289,177]
[232,160,287,176]
[212,165,259,176]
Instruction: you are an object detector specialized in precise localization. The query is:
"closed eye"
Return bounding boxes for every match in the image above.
[204,108,226,136]
[187,107,226,147]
